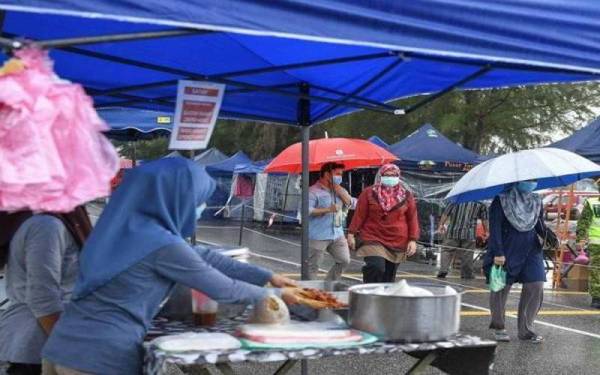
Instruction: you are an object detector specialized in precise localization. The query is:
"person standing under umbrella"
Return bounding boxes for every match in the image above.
[485,181,556,343]
[436,201,489,279]
[307,162,355,280]
[347,164,419,283]
[576,179,600,309]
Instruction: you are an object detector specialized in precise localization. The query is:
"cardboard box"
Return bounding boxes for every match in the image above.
[564,265,589,292]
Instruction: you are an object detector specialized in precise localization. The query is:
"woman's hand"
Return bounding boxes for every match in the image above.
[347,234,356,251]
[270,274,297,288]
[406,241,417,257]
[494,256,506,266]
[281,287,301,305]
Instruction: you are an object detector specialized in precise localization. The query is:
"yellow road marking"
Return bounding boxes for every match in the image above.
[281,272,485,280]
[461,310,600,317]
[463,289,589,295]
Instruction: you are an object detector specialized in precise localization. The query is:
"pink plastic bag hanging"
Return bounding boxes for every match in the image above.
[0,46,119,212]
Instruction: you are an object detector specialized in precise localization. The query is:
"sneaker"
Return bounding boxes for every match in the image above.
[437,272,448,279]
[494,330,510,342]
[520,335,544,344]
[591,298,600,309]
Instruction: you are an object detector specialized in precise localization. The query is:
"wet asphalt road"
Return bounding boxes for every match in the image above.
[195,223,600,375]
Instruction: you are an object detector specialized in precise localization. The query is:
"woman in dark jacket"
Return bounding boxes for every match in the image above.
[347,164,420,283]
[484,180,556,343]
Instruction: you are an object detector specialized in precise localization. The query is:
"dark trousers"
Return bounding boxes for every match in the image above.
[363,256,399,283]
[489,282,544,339]
[7,363,41,375]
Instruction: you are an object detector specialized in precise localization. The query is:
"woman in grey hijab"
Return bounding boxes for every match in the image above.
[484,180,557,343]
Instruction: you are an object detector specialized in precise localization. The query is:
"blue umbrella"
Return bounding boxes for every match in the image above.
[446,148,600,203]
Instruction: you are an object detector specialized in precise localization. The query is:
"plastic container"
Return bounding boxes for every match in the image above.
[191,290,218,327]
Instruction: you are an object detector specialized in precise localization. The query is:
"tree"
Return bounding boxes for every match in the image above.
[147,82,600,159]
[322,82,600,154]
[210,119,300,160]
[113,137,170,161]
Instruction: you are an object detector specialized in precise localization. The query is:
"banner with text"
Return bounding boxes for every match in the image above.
[169,80,225,150]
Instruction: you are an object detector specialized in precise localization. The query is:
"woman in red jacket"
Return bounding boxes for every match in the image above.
[347,164,420,283]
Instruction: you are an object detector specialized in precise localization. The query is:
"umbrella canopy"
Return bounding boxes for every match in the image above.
[265,138,397,174]
[446,148,600,203]
[549,117,600,163]
[99,107,173,141]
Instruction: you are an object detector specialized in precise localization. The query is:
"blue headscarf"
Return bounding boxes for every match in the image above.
[73,157,215,299]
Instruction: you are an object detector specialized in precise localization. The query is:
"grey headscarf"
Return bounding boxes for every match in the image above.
[499,186,541,232]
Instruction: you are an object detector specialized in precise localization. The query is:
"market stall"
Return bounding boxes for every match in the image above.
[144,314,496,375]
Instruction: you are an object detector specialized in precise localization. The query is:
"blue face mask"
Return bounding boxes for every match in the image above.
[517,181,537,193]
[332,175,343,185]
[195,203,207,220]
[381,176,400,187]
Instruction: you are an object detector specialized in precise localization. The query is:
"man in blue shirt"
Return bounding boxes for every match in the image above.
[308,163,355,280]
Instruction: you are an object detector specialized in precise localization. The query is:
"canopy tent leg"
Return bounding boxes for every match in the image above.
[298,82,311,375]
[298,83,311,281]
[189,150,197,246]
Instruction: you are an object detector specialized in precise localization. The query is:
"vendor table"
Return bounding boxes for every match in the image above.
[144,313,496,375]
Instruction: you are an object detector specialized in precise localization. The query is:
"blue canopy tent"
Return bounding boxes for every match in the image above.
[233,159,271,175]
[2,1,600,280]
[367,135,389,149]
[549,117,600,164]
[389,124,480,172]
[194,147,228,165]
[98,107,173,165]
[204,151,252,217]
[205,151,252,176]
[99,107,173,141]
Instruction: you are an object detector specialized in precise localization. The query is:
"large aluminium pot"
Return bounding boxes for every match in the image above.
[348,282,463,342]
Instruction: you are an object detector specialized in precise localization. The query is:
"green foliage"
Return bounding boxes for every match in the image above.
[113,137,170,161]
[322,82,600,154]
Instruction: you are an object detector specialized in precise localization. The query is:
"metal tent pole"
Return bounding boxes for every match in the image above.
[298,83,311,281]
[298,83,311,375]
[189,150,197,246]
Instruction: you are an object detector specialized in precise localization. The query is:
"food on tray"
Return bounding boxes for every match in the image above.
[294,288,348,309]
[155,333,241,352]
[249,294,290,324]
[237,323,363,345]
[444,286,458,295]
[384,280,434,297]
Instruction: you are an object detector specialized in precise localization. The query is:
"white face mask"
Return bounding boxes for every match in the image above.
[195,203,207,220]
[381,176,400,187]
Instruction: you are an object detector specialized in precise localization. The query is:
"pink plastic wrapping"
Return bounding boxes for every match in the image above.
[0,46,119,212]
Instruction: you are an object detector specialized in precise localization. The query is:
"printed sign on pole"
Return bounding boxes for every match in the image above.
[169,80,225,150]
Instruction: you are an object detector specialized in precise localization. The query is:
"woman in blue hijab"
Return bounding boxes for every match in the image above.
[484,180,556,344]
[41,158,296,375]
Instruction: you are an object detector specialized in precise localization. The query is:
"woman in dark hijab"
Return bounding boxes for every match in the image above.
[0,207,92,375]
[484,180,556,343]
